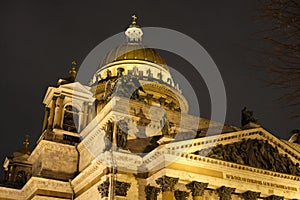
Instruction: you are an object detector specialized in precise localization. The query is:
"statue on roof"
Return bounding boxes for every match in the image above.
[241,107,258,127]
[288,129,300,144]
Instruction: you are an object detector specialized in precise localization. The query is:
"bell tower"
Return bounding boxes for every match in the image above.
[29,61,95,180]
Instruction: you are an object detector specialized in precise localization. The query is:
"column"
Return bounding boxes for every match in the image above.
[82,101,88,128]
[53,95,64,128]
[241,191,260,200]
[155,175,179,200]
[87,102,95,123]
[145,185,161,200]
[42,107,50,131]
[77,111,83,132]
[115,181,131,197]
[48,96,57,129]
[174,190,189,200]
[266,195,284,200]
[186,181,208,200]
[98,180,109,199]
[112,121,117,150]
[216,186,235,200]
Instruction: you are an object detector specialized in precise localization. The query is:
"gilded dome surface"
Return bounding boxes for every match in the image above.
[100,43,168,70]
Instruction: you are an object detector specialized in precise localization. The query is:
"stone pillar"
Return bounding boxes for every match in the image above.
[186,181,208,200]
[115,181,131,197]
[266,195,284,200]
[241,191,260,200]
[98,180,109,199]
[42,107,50,131]
[174,190,189,200]
[53,95,64,128]
[87,103,94,123]
[112,121,117,150]
[48,96,57,129]
[78,111,83,132]
[82,102,88,128]
[145,185,161,200]
[216,186,235,200]
[155,175,179,200]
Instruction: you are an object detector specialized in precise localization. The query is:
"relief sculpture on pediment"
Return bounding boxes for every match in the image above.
[194,138,300,175]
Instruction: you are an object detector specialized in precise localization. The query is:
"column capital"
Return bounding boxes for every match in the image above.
[97,180,109,198]
[186,181,208,196]
[155,175,179,192]
[241,191,260,200]
[266,195,284,200]
[216,186,235,200]
[145,185,161,200]
[174,190,189,200]
[115,181,131,197]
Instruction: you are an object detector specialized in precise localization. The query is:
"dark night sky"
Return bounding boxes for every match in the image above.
[0,0,298,173]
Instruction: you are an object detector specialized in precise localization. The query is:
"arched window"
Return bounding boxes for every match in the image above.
[63,105,79,133]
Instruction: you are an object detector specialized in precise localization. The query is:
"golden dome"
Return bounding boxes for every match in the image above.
[100,43,168,70]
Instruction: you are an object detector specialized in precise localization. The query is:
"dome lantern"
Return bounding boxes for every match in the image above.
[125,15,143,43]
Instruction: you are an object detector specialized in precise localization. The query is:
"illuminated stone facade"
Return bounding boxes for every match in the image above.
[0,17,300,200]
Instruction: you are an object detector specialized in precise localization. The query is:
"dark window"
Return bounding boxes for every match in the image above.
[63,105,79,133]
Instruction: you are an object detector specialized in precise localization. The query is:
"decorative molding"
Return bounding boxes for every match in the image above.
[97,180,109,198]
[241,191,260,200]
[155,175,179,192]
[216,186,235,200]
[266,195,284,200]
[115,181,131,196]
[144,185,161,200]
[174,190,189,200]
[185,181,208,196]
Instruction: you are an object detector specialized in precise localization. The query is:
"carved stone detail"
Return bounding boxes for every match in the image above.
[186,181,208,196]
[195,138,300,176]
[155,175,179,192]
[145,185,161,200]
[174,190,189,200]
[266,195,284,200]
[216,186,235,200]
[115,181,131,196]
[97,180,109,198]
[241,191,260,200]
[116,120,129,149]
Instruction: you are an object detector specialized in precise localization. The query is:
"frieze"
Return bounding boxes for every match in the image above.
[226,174,298,191]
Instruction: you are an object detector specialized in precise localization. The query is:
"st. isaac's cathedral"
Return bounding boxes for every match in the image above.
[0,16,300,200]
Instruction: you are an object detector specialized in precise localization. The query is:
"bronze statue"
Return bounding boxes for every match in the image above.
[241,107,258,126]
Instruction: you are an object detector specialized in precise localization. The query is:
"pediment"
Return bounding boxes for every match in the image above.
[166,127,300,176]
[194,137,300,176]
[43,82,94,105]
[59,82,92,96]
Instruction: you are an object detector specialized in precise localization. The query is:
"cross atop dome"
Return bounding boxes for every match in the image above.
[125,14,143,43]
[130,15,138,27]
